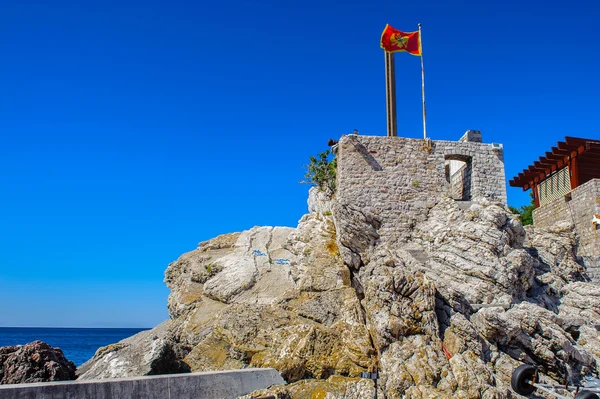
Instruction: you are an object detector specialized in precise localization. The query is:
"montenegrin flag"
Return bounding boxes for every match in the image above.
[380,24,421,56]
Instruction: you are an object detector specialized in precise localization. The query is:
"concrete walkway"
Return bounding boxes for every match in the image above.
[0,368,285,399]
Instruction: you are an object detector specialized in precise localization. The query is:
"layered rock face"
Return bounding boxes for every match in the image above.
[80,187,600,398]
[0,341,76,384]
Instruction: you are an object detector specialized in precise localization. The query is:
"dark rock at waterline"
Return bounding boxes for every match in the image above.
[0,340,76,384]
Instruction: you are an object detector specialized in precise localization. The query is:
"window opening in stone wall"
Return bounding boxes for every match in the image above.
[537,166,571,206]
[444,155,472,201]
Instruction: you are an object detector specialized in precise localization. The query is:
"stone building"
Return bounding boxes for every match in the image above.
[335,130,506,243]
[509,136,600,280]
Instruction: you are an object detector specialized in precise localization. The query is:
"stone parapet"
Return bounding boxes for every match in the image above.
[459,129,482,143]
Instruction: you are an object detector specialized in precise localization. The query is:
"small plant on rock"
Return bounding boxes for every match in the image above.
[303,149,337,194]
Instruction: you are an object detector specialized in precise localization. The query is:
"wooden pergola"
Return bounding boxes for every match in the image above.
[509,136,600,207]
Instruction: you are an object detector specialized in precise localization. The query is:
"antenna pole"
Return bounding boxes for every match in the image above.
[418,23,427,140]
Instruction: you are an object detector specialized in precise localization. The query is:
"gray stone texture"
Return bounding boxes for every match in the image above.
[335,134,506,244]
[533,178,600,280]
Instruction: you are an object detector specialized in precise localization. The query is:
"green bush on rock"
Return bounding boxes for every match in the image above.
[304,150,337,194]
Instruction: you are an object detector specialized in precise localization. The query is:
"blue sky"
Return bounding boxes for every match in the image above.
[0,0,598,327]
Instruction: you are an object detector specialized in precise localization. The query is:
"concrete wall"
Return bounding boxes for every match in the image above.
[0,368,285,399]
[335,134,506,243]
[533,178,600,280]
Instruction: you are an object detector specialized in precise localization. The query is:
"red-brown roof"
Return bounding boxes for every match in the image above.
[509,136,600,190]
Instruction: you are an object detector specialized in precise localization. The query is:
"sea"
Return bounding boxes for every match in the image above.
[0,327,149,366]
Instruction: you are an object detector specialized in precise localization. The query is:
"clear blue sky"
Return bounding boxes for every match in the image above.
[1,0,598,327]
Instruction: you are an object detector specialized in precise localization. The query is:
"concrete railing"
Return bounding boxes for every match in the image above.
[0,368,285,399]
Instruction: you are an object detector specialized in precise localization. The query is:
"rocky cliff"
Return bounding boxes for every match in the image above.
[79,187,600,398]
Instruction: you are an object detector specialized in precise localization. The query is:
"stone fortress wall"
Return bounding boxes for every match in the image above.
[335,130,506,242]
[533,178,600,280]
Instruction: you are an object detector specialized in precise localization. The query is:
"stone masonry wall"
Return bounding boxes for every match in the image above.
[435,140,506,203]
[533,178,600,280]
[459,129,482,143]
[335,135,506,243]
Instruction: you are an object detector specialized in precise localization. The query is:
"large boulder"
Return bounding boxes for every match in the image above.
[172,215,374,383]
[77,320,188,380]
[0,340,76,384]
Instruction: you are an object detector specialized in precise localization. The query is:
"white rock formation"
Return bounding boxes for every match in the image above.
[79,187,600,399]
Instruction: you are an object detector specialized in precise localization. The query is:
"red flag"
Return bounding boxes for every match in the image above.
[380,24,421,56]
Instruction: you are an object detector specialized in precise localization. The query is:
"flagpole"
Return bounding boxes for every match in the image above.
[418,23,427,140]
[384,51,397,137]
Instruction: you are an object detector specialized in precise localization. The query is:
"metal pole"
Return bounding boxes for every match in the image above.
[385,51,397,137]
[418,23,427,140]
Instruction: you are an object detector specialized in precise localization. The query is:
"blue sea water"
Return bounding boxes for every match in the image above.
[0,327,149,366]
